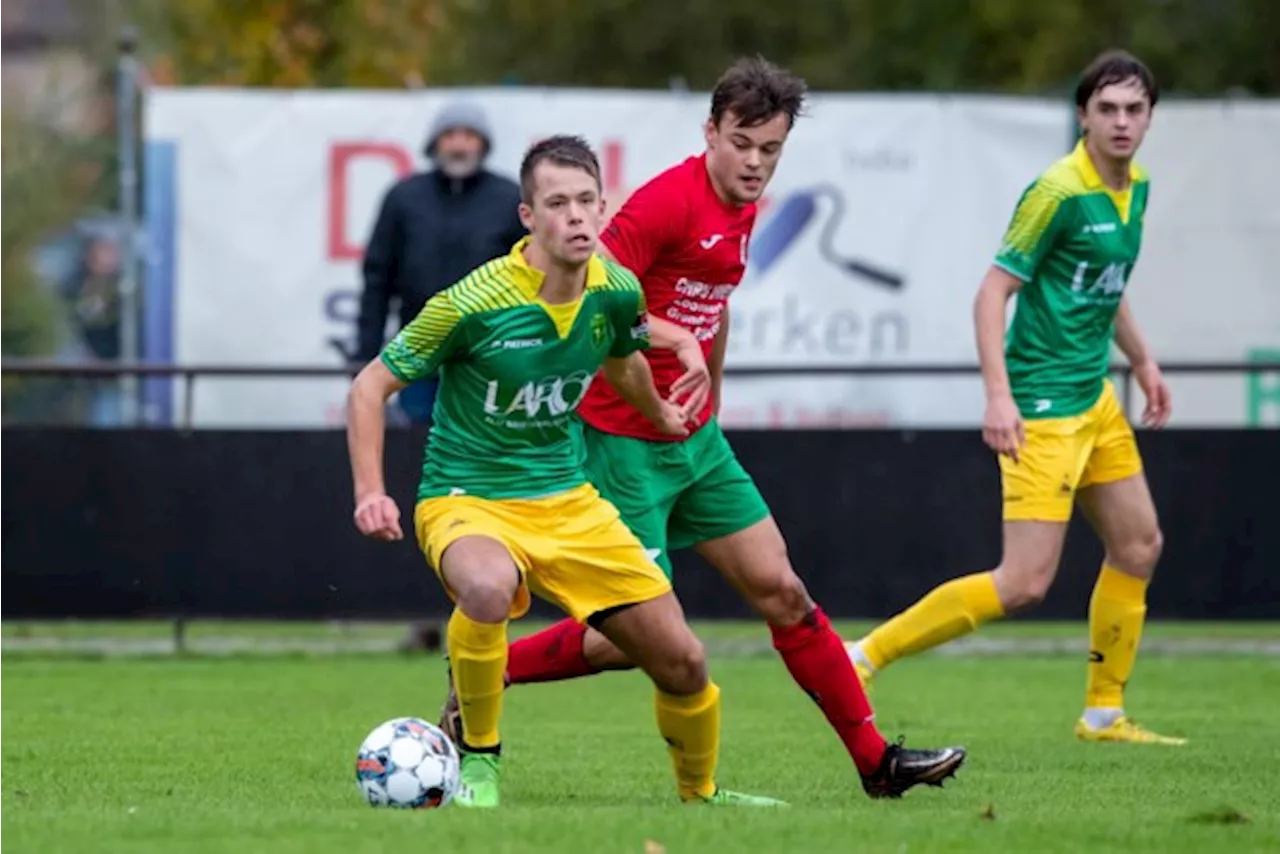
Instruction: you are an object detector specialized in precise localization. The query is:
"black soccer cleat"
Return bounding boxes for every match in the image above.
[861,739,967,799]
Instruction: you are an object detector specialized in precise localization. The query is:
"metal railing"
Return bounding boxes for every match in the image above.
[2,359,1278,430]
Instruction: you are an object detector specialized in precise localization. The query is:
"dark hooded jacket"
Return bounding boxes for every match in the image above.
[356,102,525,361]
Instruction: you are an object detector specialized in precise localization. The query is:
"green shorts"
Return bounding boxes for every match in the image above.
[581,418,771,578]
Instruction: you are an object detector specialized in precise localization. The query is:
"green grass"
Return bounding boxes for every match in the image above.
[4,627,1279,853]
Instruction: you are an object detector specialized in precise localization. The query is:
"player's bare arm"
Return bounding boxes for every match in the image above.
[602,352,690,437]
[708,306,729,415]
[645,314,711,415]
[1113,297,1171,427]
[975,266,1026,462]
[347,358,406,542]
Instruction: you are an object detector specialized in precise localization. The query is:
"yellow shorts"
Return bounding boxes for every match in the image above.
[413,483,672,623]
[1001,381,1144,522]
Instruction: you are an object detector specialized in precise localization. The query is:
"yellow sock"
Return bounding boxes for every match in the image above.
[655,682,721,801]
[1085,564,1148,710]
[447,608,508,750]
[862,572,1005,671]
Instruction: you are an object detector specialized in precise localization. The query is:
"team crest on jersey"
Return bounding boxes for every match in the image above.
[629,313,649,340]
[591,313,609,346]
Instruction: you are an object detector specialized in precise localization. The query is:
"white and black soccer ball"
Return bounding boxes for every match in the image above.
[356,717,461,809]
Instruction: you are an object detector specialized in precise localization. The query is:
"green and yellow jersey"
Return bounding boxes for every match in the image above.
[993,139,1150,419]
[380,239,650,501]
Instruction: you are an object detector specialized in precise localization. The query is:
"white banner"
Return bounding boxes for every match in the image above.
[142,89,1280,428]
[1121,101,1280,427]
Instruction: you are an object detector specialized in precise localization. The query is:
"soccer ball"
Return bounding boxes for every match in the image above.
[356,717,461,809]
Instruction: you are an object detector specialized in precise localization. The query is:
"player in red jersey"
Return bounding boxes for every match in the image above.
[441,56,966,798]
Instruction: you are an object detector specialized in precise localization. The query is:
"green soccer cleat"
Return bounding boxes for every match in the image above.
[453,751,501,808]
[685,787,789,807]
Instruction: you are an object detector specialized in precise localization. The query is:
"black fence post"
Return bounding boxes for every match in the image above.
[173,617,187,655]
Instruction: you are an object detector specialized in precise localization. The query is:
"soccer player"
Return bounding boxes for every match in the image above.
[847,50,1185,746]
[348,135,784,808]
[441,56,967,798]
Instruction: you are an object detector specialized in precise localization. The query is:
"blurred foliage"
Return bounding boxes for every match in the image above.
[0,28,124,434]
[1,108,88,409]
[2,0,118,369]
[128,0,449,87]
[429,0,1280,94]
[0,108,101,360]
[118,0,1279,94]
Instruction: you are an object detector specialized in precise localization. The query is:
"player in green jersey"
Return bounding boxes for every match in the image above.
[849,50,1185,745]
[347,135,784,807]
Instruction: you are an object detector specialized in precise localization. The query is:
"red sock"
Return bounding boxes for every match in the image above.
[506,618,594,685]
[771,606,887,775]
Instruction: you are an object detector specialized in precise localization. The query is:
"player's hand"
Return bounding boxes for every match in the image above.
[983,394,1025,463]
[668,340,711,420]
[354,493,403,542]
[1133,361,1172,428]
[649,400,692,437]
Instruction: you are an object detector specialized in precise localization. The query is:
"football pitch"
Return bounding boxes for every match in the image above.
[4,620,1278,853]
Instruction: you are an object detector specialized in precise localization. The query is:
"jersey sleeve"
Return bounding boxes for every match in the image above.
[379,290,466,382]
[600,175,686,277]
[992,178,1072,282]
[607,273,651,359]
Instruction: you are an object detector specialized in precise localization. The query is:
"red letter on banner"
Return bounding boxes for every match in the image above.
[327,143,413,261]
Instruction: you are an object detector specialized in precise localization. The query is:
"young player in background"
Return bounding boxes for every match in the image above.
[848,50,1186,746]
[442,56,967,799]
[350,135,784,807]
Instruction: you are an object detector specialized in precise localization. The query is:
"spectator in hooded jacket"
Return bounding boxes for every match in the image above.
[357,100,525,424]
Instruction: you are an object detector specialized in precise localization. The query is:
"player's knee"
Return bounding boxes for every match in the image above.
[756,569,811,627]
[454,572,517,624]
[653,635,708,696]
[993,560,1056,612]
[1111,525,1164,579]
[727,534,810,625]
[1009,578,1051,610]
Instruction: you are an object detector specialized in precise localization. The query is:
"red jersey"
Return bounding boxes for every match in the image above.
[579,154,756,441]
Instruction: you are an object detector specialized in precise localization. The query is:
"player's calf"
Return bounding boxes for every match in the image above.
[592,594,782,805]
[1077,475,1173,740]
[699,520,893,777]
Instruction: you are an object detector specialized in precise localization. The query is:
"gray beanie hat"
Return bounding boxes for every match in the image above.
[424,101,493,158]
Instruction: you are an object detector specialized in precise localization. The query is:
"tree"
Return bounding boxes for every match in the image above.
[0,107,112,361]
[424,0,1280,95]
[129,0,448,88]
[97,0,1278,94]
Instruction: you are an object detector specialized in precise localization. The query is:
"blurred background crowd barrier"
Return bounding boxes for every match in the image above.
[3,0,1278,430]
[2,0,1277,621]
